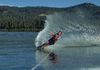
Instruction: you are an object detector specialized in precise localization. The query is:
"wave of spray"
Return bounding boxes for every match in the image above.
[34,9,100,70]
[35,11,100,47]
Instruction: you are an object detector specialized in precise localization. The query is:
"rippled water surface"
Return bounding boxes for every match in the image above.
[0,32,39,70]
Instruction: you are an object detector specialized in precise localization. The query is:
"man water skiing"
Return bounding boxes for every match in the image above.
[37,31,62,50]
[37,31,62,63]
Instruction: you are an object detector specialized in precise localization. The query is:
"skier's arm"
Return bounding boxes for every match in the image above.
[50,32,55,36]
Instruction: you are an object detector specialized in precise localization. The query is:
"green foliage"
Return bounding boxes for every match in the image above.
[0,3,98,32]
[0,6,63,31]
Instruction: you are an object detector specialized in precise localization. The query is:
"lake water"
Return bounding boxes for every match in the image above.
[0,32,100,70]
[0,32,40,70]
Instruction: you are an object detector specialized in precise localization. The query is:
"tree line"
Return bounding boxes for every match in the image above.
[0,14,45,31]
[0,6,64,32]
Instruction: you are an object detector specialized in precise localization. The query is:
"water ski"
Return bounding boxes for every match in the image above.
[36,43,49,50]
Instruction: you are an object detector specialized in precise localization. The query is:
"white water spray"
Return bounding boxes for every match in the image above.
[34,5,100,70]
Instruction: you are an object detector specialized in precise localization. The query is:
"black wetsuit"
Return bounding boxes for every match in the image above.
[48,35,56,45]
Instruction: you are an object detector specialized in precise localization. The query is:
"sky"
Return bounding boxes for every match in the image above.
[0,0,100,7]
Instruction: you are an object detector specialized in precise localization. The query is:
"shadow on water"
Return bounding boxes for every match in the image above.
[35,45,100,70]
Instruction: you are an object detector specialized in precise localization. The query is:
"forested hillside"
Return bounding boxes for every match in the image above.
[0,6,64,31]
[0,3,99,32]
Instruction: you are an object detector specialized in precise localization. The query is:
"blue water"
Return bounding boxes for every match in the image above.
[0,32,39,70]
[1,32,100,70]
